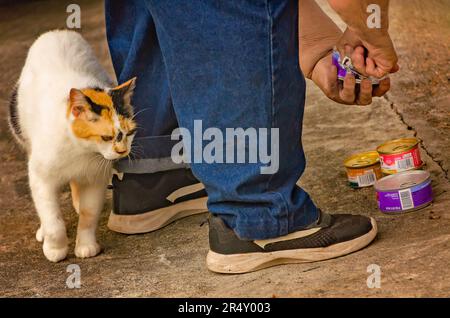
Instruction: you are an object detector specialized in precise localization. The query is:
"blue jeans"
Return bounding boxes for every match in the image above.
[105,0,319,240]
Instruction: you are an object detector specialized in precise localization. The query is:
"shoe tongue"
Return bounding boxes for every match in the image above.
[307,209,332,229]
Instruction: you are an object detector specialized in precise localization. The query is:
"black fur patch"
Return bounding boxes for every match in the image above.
[110,89,132,118]
[85,95,106,116]
[8,85,24,142]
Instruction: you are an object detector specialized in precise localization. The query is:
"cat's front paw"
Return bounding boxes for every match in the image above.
[43,241,68,262]
[75,242,102,258]
[36,226,44,242]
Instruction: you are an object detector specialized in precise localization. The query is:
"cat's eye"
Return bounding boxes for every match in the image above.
[126,129,137,136]
[101,135,114,142]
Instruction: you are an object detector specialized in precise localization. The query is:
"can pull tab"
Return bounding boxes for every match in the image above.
[392,145,410,152]
[341,56,353,71]
[332,49,387,84]
[400,181,418,188]
[352,159,372,167]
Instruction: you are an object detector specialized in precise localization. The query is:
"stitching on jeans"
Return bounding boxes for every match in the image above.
[143,1,178,124]
[264,1,290,236]
[266,3,275,130]
[264,1,274,197]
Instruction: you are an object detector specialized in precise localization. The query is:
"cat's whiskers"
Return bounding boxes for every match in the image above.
[101,157,112,180]
[130,142,145,159]
[126,153,132,166]
[129,148,144,160]
[92,155,105,180]
[84,153,101,178]
[131,107,152,120]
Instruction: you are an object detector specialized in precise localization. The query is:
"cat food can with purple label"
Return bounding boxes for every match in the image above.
[374,170,433,214]
[332,50,383,85]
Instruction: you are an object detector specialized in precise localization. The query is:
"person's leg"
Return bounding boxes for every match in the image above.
[145,0,376,273]
[105,0,207,234]
[145,0,318,239]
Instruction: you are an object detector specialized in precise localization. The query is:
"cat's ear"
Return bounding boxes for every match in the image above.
[69,88,87,118]
[109,77,136,118]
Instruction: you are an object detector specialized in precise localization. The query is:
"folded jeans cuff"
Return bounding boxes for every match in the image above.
[114,135,188,173]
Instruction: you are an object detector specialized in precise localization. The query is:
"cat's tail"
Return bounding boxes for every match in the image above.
[7,84,27,149]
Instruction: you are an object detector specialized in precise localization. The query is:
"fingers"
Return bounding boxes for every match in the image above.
[324,64,340,99]
[373,77,390,97]
[336,73,390,106]
[356,79,373,105]
[390,63,400,73]
[313,51,388,106]
[344,45,354,58]
[365,57,381,77]
[311,56,341,103]
[350,46,367,76]
[338,73,356,104]
[365,57,398,78]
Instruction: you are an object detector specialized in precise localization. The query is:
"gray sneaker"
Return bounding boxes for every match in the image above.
[207,210,377,273]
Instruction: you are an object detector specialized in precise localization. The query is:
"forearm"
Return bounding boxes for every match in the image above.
[328,0,390,40]
[299,0,342,78]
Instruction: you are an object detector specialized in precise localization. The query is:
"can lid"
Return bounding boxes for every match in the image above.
[344,151,380,168]
[377,138,419,154]
[374,170,430,191]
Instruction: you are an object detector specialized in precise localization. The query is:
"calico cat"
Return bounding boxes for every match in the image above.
[8,30,137,262]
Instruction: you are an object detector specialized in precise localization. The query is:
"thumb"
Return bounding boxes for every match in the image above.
[336,28,362,59]
[390,63,400,73]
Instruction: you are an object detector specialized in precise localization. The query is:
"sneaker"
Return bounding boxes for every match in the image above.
[107,168,208,234]
[206,210,377,273]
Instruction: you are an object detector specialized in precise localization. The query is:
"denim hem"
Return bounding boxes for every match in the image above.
[116,134,187,173]
[130,134,180,158]
[229,201,319,241]
[114,157,188,174]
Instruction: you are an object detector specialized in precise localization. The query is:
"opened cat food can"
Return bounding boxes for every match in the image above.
[377,138,422,175]
[344,151,383,188]
[332,50,383,84]
[375,170,433,214]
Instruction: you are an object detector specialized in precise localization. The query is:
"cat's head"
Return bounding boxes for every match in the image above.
[68,78,137,160]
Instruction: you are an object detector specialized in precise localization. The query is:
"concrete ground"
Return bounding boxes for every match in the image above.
[0,0,449,297]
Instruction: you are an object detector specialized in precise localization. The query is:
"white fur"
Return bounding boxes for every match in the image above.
[15,30,129,262]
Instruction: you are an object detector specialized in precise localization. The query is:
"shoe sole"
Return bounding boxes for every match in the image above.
[206,217,378,274]
[107,197,208,234]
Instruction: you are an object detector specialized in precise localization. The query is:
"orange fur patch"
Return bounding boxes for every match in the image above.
[70,180,80,213]
[118,115,136,132]
[111,78,135,91]
[81,89,113,108]
[69,88,136,146]
[72,117,114,141]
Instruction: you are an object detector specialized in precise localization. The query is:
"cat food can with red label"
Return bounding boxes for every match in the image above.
[377,138,423,175]
[374,170,433,214]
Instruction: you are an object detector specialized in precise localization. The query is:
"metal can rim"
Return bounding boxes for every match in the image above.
[376,138,419,155]
[380,201,432,214]
[374,170,430,192]
[344,151,380,169]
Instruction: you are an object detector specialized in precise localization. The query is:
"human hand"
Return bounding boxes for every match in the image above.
[311,50,391,105]
[336,27,399,78]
